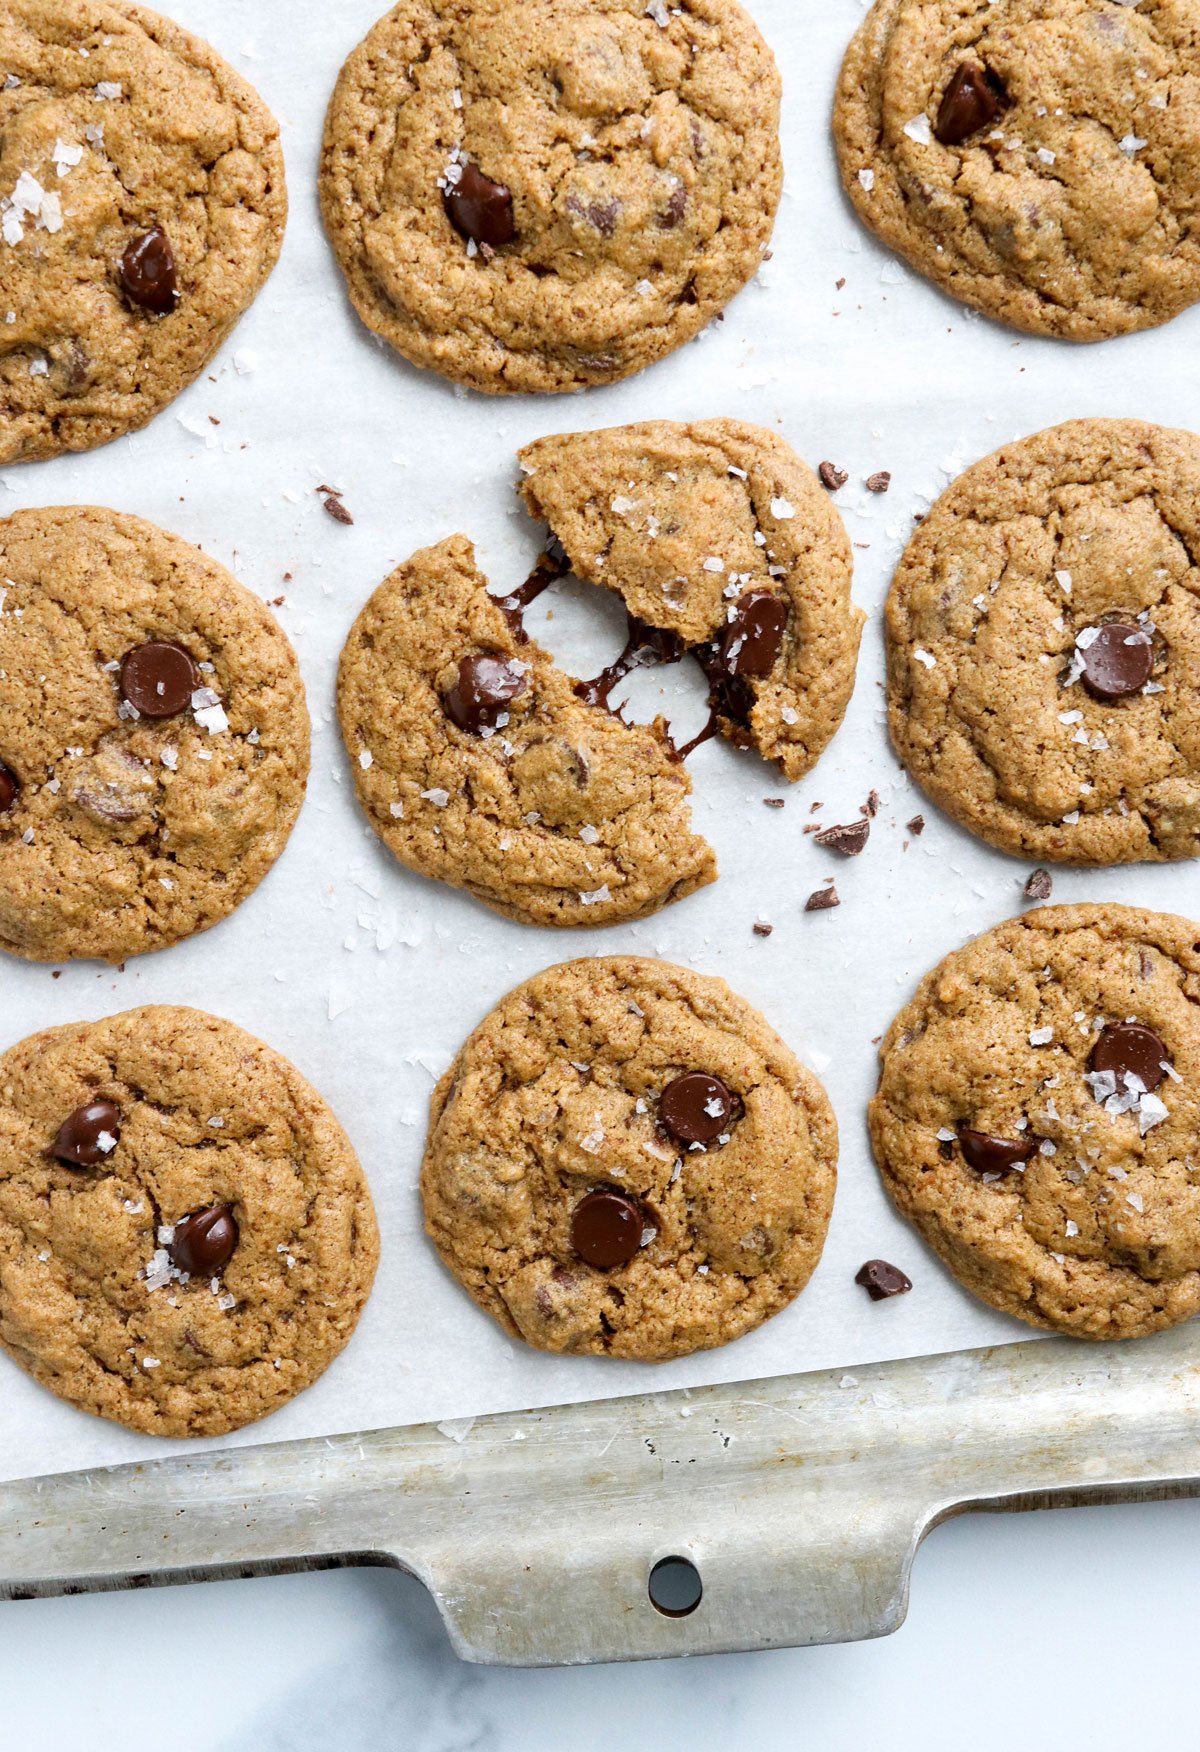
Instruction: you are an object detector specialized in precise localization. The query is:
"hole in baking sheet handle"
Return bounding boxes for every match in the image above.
[648,1555,703,1618]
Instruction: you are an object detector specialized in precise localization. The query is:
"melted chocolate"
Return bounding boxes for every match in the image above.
[495,542,570,640]
[575,613,686,710]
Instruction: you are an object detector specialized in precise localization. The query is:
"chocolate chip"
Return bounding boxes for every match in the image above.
[934,62,1008,146]
[443,653,529,734]
[813,818,870,856]
[1090,1022,1168,1093]
[753,920,774,937]
[52,1099,121,1168]
[818,461,848,492]
[168,1203,239,1276]
[570,1188,643,1269]
[444,160,515,248]
[1024,868,1053,901]
[0,760,18,814]
[1078,623,1154,701]
[866,471,892,494]
[660,1071,739,1145]
[120,641,198,718]
[119,228,179,315]
[805,883,840,911]
[660,183,688,228]
[958,1126,1036,1174]
[719,591,788,679]
[906,814,925,836]
[855,1259,912,1300]
[566,194,621,237]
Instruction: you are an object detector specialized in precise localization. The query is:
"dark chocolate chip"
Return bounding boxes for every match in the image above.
[805,884,840,911]
[906,814,925,836]
[1090,1022,1168,1093]
[443,654,529,734]
[119,228,179,315]
[866,471,892,494]
[52,1099,121,1168]
[444,160,515,248]
[818,461,848,491]
[855,1259,912,1300]
[1078,623,1154,702]
[660,1071,739,1145]
[660,183,688,228]
[0,761,18,814]
[566,194,621,237]
[168,1203,239,1276]
[958,1126,1036,1174]
[719,591,788,679]
[934,62,1008,146]
[120,641,198,718]
[570,1188,643,1269]
[1024,868,1053,901]
[813,818,870,856]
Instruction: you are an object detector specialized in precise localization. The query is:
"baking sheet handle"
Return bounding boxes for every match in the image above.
[2,1323,1199,1666]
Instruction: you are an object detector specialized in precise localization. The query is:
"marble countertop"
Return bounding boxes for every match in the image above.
[3,1494,1196,1749]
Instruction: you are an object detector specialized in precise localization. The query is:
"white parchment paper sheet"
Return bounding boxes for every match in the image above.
[1,0,1197,1484]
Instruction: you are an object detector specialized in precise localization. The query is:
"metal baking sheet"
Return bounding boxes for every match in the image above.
[2,0,1199,1491]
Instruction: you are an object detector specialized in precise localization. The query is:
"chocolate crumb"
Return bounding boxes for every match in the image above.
[861,789,881,818]
[818,460,848,492]
[753,921,774,937]
[855,1259,912,1301]
[1024,868,1053,901]
[805,884,840,912]
[813,817,870,856]
[866,471,892,494]
[809,801,822,814]
[906,814,925,836]
[763,798,785,810]
[835,277,846,290]
[320,492,354,525]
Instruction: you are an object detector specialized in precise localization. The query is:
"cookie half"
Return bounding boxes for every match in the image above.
[520,419,863,781]
[422,957,838,1360]
[319,0,781,393]
[0,1006,379,1437]
[0,0,287,462]
[834,0,1200,341]
[338,534,715,928]
[871,904,1200,1340]
[0,506,310,963]
[886,419,1200,865]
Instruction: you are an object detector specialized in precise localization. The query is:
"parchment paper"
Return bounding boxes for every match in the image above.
[2,0,1197,1485]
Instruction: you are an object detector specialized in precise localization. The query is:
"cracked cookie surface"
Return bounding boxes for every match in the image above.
[834,0,1200,340]
[520,419,863,781]
[0,0,286,463]
[421,957,837,1360]
[319,0,781,393]
[886,419,1200,865]
[871,905,1200,1339]
[337,533,715,928]
[0,1005,379,1436]
[0,506,310,963]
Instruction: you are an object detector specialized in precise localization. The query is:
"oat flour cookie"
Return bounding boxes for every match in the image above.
[337,533,714,928]
[0,1006,378,1436]
[871,905,1200,1340]
[422,957,838,1359]
[319,0,781,393]
[520,420,864,781]
[886,420,1200,865]
[834,0,1200,340]
[0,506,310,962]
[0,0,286,463]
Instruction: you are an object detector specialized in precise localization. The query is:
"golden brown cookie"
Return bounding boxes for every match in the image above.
[319,0,781,393]
[0,506,310,963]
[886,419,1200,865]
[422,956,838,1360]
[871,904,1200,1340]
[519,420,864,781]
[0,0,287,463]
[0,1006,379,1437]
[337,533,715,929]
[834,0,1200,340]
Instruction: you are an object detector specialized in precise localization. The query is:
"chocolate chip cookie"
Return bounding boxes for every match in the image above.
[0,1005,379,1436]
[319,0,782,393]
[871,904,1200,1340]
[422,957,837,1359]
[0,506,310,963]
[886,419,1200,865]
[519,420,864,780]
[337,533,715,928]
[0,0,286,463]
[834,0,1200,340]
